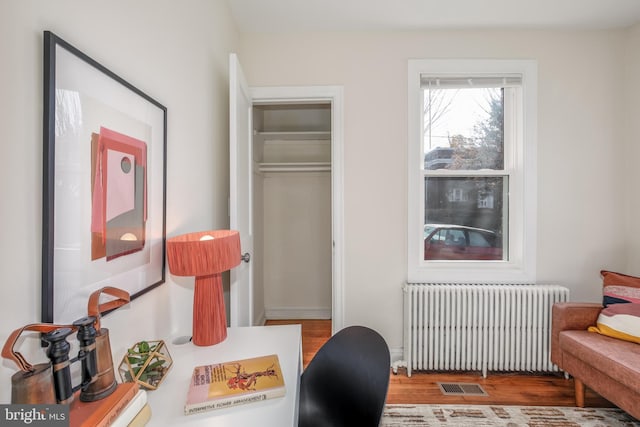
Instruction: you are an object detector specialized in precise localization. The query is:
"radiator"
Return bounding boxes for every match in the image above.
[399,283,569,377]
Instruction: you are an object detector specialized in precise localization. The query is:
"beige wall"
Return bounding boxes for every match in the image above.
[624,23,640,273]
[0,0,238,402]
[262,172,332,317]
[238,28,634,354]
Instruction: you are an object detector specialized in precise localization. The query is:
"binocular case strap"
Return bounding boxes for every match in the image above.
[88,286,130,331]
[1,324,74,372]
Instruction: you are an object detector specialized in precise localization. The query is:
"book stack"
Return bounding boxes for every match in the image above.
[70,382,151,427]
[111,387,151,427]
[185,354,286,415]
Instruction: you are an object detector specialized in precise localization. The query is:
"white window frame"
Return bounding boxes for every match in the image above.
[408,59,537,283]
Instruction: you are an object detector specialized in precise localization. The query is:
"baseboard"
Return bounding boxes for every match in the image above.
[254,308,266,326]
[389,347,403,364]
[265,307,331,320]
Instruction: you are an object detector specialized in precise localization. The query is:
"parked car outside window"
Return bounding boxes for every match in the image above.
[424,224,503,261]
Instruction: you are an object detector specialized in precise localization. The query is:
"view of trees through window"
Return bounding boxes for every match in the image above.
[423,86,507,261]
[424,87,504,170]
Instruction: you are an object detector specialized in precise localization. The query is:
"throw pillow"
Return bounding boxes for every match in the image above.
[588,303,640,344]
[601,270,640,306]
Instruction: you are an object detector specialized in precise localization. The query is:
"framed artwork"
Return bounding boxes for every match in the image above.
[42,31,167,324]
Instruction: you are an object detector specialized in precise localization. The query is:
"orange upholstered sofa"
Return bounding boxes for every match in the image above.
[551,302,640,420]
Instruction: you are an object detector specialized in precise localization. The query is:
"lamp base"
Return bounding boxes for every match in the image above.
[192,274,227,346]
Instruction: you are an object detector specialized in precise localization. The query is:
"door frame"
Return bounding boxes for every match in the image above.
[251,85,344,334]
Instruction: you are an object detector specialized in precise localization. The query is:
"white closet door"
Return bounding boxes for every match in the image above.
[229,53,254,327]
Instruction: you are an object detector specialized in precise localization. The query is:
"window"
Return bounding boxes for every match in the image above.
[408,59,537,283]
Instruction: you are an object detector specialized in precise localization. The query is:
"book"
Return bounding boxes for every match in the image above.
[127,404,151,427]
[70,382,139,427]
[111,389,148,427]
[185,354,285,415]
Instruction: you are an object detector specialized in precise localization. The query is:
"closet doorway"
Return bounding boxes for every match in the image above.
[247,85,344,334]
[255,102,331,320]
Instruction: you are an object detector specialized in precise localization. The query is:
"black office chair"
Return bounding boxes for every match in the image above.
[298,326,390,427]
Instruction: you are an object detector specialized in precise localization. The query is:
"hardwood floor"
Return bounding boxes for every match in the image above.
[265,319,614,408]
[264,318,332,368]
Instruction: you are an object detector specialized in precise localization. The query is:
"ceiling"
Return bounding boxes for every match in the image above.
[228,0,640,33]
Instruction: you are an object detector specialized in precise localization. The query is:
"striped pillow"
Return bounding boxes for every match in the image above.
[601,270,640,306]
[588,303,640,344]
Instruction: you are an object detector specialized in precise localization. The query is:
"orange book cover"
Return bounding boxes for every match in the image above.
[185,354,285,415]
[70,382,138,427]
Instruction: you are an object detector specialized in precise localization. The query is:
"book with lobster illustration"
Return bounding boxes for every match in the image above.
[184,354,286,415]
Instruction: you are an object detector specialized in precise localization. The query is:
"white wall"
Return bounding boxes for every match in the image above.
[238,28,634,355]
[0,0,238,402]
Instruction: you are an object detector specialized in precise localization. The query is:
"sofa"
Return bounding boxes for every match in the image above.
[551,302,640,420]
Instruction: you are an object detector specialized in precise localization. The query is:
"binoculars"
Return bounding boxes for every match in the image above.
[43,317,98,404]
[4,317,117,405]
[2,287,129,405]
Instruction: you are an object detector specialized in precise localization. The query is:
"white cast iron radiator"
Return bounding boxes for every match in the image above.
[397,283,569,377]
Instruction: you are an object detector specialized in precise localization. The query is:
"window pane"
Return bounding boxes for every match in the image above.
[424,87,504,171]
[424,176,507,261]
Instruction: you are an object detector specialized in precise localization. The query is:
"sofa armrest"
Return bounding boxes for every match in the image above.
[550,302,602,367]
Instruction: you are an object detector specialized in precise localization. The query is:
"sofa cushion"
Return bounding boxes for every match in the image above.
[559,330,640,392]
[601,270,640,306]
[588,303,640,344]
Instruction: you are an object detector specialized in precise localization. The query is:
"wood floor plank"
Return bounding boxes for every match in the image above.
[265,319,614,408]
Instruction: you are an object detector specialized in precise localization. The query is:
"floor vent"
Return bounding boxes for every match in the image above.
[437,382,488,396]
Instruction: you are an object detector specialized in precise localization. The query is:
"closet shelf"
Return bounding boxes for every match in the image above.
[255,131,331,142]
[259,162,331,172]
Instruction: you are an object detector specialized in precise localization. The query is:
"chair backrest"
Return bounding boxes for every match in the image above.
[298,326,390,427]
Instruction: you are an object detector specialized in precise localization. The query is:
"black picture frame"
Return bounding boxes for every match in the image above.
[42,31,167,324]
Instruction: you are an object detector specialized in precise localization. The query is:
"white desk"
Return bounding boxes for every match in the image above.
[146,325,302,426]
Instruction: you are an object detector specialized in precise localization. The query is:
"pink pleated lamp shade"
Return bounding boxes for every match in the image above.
[166,230,241,277]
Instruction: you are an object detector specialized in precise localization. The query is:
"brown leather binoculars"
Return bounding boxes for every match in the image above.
[1,287,129,405]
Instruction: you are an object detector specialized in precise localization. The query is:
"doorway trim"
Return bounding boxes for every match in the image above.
[251,85,344,335]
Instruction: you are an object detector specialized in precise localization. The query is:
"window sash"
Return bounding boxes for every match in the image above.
[422,86,519,174]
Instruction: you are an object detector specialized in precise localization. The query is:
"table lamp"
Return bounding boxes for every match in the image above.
[166,230,241,346]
